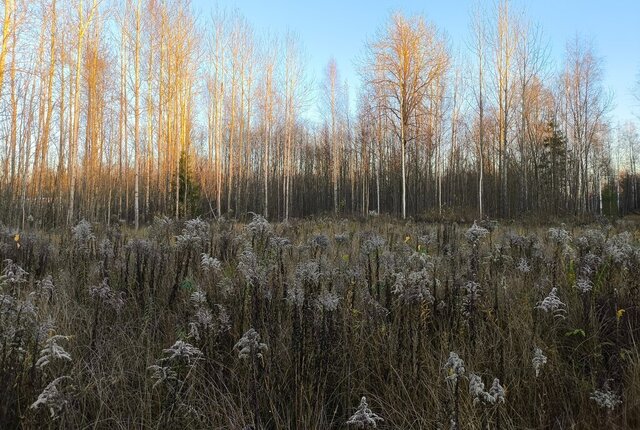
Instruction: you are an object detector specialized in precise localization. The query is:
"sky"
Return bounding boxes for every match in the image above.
[192,0,640,125]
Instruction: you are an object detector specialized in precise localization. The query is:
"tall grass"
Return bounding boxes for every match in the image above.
[0,215,638,429]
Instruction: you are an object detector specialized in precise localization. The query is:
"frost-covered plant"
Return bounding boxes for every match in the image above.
[579,252,602,277]
[149,215,176,242]
[392,269,435,305]
[406,251,434,271]
[160,340,204,366]
[469,374,494,405]
[36,335,72,369]
[147,365,179,390]
[360,234,385,255]
[605,232,634,265]
[71,219,95,254]
[89,278,125,313]
[536,287,567,318]
[187,288,228,341]
[125,238,151,257]
[213,304,231,333]
[200,253,221,273]
[234,328,268,360]
[238,248,269,288]
[190,289,207,307]
[346,396,383,428]
[193,307,213,331]
[516,257,531,273]
[234,328,269,429]
[334,233,349,245]
[310,234,330,251]
[176,218,210,250]
[286,285,305,308]
[295,261,320,288]
[148,339,203,401]
[418,233,434,248]
[462,281,481,317]
[444,352,466,430]
[574,278,593,294]
[359,287,390,319]
[30,376,73,419]
[316,289,340,312]
[469,374,506,405]
[489,378,506,404]
[246,213,271,239]
[548,227,570,246]
[466,221,489,244]
[505,231,526,248]
[532,347,547,377]
[575,229,606,251]
[269,236,292,250]
[98,238,114,261]
[444,352,465,383]
[590,387,622,411]
[2,259,28,285]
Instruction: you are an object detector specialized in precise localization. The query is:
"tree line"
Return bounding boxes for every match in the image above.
[0,0,639,228]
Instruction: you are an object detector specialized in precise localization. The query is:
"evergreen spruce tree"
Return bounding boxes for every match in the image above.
[177,150,202,218]
[540,121,568,214]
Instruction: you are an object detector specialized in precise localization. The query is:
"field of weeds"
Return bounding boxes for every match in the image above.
[1,216,639,429]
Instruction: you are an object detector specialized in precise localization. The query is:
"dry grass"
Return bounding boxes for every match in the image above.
[0,215,639,429]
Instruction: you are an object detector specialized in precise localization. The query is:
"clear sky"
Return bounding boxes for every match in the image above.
[192,0,639,124]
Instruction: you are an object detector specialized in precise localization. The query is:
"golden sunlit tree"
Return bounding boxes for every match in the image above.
[363,12,448,219]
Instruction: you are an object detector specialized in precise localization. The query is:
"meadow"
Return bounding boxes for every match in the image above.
[1,215,638,429]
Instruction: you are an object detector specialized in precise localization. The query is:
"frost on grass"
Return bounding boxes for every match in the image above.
[536,287,567,318]
[346,396,383,428]
[532,347,547,377]
[36,335,72,369]
[30,376,73,419]
[444,352,465,383]
[234,328,268,360]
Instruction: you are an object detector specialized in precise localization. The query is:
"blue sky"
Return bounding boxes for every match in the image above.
[192,0,639,124]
